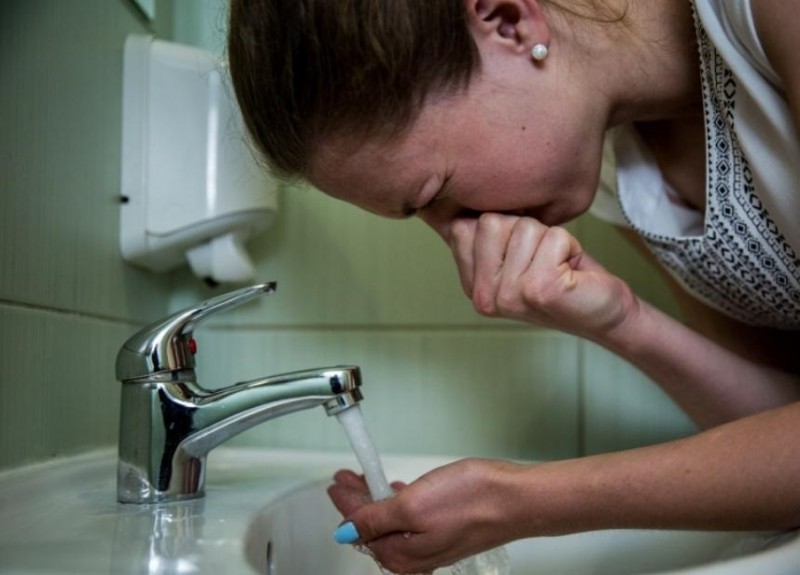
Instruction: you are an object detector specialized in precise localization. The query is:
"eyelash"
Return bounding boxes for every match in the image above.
[402,173,452,219]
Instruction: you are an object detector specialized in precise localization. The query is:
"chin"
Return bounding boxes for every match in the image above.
[554,192,596,226]
[529,205,581,227]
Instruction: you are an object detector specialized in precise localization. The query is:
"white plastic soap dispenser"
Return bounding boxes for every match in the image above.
[120,35,278,285]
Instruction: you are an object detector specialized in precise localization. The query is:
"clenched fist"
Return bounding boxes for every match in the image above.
[431,212,638,341]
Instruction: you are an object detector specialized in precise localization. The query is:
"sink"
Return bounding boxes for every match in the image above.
[244,478,799,575]
[0,448,349,574]
[0,448,797,574]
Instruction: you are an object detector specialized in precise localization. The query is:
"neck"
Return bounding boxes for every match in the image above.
[551,0,702,127]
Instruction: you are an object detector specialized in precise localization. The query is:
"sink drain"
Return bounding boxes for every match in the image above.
[265,541,275,575]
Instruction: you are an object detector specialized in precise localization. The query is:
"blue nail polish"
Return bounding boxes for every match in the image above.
[334,521,360,544]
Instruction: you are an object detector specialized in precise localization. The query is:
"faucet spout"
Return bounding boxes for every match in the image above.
[117,365,362,504]
[114,284,365,504]
[180,367,362,457]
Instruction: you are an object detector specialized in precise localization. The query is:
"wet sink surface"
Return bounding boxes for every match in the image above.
[0,448,351,574]
[1,449,797,574]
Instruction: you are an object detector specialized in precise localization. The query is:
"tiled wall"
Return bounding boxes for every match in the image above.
[0,0,176,470]
[0,0,695,472]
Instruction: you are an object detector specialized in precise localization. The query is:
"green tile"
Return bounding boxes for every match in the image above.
[581,342,696,455]
[0,0,173,323]
[193,328,580,461]
[0,304,131,470]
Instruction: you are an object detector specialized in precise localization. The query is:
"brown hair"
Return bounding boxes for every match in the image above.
[227,0,480,178]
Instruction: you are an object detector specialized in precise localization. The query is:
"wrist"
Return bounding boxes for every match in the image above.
[507,457,635,538]
[586,282,646,352]
[501,460,587,537]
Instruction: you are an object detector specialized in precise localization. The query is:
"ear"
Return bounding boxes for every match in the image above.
[465,0,550,56]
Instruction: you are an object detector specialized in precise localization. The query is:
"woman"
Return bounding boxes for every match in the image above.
[227,0,800,572]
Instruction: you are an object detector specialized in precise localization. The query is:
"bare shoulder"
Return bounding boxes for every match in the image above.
[750,0,800,62]
[751,0,800,124]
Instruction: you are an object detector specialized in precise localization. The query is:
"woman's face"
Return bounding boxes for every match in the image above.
[309,44,605,240]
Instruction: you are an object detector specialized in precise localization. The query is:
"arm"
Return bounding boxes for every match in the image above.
[444,213,800,428]
[327,215,800,573]
[330,402,800,573]
[601,295,799,428]
[602,227,800,426]
[515,401,800,534]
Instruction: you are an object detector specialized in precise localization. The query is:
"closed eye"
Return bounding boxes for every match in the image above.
[422,172,453,211]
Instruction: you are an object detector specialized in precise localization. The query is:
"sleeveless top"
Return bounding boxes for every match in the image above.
[591,0,800,330]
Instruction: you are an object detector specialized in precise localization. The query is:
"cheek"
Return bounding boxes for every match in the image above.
[528,132,602,214]
[453,122,599,216]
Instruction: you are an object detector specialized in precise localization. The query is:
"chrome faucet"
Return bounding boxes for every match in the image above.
[115,282,363,504]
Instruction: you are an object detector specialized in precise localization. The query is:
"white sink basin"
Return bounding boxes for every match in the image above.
[245,479,799,575]
[0,448,797,574]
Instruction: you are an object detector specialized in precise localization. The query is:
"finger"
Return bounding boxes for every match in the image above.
[328,485,371,517]
[328,479,372,517]
[530,226,583,278]
[501,218,547,278]
[517,227,584,311]
[340,497,411,545]
[390,480,408,492]
[493,219,549,316]
[332,469,367,488]
[367,531,440,575]
[472,214,518,315]
[448,217,478,296]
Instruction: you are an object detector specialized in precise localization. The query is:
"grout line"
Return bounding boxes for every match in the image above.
[203,322,565,335]
[0,299,573,336]
[576,338,587,457]
[0,298,143,327]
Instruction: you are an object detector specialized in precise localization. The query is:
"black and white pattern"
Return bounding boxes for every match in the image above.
[629,12,800,330]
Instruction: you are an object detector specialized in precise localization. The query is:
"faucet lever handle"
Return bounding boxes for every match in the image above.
[116,282,277,381]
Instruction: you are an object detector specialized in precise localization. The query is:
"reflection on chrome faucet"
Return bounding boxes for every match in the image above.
[115,283,363,504]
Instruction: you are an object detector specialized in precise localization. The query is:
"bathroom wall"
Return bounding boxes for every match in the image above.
[0,0,177,470]
[170,0,696,461]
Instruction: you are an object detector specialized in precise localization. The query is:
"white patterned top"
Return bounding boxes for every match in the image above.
[590,0,800,330]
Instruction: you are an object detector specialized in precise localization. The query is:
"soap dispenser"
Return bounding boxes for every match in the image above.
[119,35,278,285]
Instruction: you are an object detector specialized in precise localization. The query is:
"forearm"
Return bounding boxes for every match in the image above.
[596,297,800,428]
[507,401,800,536]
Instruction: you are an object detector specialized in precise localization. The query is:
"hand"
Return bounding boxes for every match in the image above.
[439,212,637,341]
[327,459,522,574]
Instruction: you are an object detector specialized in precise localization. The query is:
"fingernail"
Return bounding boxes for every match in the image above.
[333,521,360,544]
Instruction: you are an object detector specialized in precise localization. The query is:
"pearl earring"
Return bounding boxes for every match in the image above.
[531,43,549,61]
